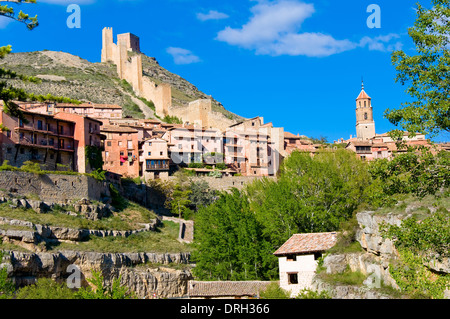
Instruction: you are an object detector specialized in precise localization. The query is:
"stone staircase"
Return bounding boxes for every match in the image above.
[162,216,194,243]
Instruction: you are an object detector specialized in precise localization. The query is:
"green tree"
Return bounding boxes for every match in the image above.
[0,266,15,299]
[192,189,275,281]
[246,149,370,248]
[368,148,450,199]
[189,180,217,211]
[170,184,192,218]
[0,0,38,30]
[1,1,79,122]
[386,0,450,137]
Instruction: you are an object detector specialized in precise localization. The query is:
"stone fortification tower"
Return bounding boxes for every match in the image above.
[101,27,171,117]
[355,82,376,140]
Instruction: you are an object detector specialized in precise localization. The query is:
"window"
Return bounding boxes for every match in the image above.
[127,140,133,149]
[6,131,11,138]
[59,126,64,135]
[118,141,122,146]
[288,273,298,285]
[37,120,43,130]
[105,151,109,158]
[120,151,124,156]
[107,141,112,147]
[364,112,368,120]
[160,151,163,156]
[364,101,367,107]
[148,152,151,156]
[286,254,296,261]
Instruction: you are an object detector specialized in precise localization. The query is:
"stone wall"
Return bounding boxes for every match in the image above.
[180,176,277,192]
[0,171,109,204]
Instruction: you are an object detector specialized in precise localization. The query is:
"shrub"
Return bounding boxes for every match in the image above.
[259,282,290,299]
[75,271,134,299]
[15,278,75,299]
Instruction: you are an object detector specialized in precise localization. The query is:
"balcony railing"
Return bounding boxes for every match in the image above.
[18,137,74,152]
[146,164,169,171]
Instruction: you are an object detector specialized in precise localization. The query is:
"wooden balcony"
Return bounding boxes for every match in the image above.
[145,164,169,171]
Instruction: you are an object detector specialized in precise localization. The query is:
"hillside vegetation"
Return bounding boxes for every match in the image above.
[0,50,241,121]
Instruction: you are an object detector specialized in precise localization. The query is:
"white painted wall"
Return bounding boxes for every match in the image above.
[278,254,319,297]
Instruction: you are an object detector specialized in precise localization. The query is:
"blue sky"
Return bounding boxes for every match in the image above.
[2,0,447,142]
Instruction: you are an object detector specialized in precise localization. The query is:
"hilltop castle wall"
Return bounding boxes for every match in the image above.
[101,27,238,130]
[101,27,172,118]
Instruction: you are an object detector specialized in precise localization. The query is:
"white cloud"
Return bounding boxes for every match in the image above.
[166,47,201,65]
[38,0,96,5]
[217,0,315,48]
[0,16,12,29]
[197,10,229,21]
[216,0,403,57]
[260,32,357,57]
[359,33,403,52]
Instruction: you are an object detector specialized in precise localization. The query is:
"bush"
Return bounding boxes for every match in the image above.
[259,282,290,299]
[75,271,134,299]
[15,278,75,299]
[296,288,331,299]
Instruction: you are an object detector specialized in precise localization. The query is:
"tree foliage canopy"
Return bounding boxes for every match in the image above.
[386,0,450,137]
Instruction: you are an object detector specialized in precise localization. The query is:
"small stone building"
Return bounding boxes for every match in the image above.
[273,232,338,297]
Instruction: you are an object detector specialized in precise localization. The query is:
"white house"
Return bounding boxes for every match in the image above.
[273,232,338,297]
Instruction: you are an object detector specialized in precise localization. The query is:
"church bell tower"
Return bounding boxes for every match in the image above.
[355,81,376,140]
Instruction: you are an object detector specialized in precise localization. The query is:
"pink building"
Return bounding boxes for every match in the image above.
[53,112,104,173]
[0,109,76,170]
[102,125,139,178]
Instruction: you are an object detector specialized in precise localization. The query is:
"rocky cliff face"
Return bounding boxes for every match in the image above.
[312,210,450,299]
[1,250,193,299]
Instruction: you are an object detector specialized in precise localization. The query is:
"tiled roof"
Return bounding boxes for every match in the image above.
[101,125,138,133]
[356,89,371,100]
[273,232,338,256]
[188,281,274,298]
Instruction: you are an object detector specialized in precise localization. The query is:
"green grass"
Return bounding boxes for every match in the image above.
[374,192,450,220]
[0,201,156,231]
[47,221,191,253]
[317,266,367,286]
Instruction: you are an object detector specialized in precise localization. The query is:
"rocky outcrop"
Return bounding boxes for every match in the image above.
[0,216,160,248]
[1,250,192,298]
[1,195,113,220]
[355,211,403,257]
[313,210,449,299]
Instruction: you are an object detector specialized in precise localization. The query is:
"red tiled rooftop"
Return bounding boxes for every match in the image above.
[188,281,273,298]
[356,89,371,100]
[273,232,338,256]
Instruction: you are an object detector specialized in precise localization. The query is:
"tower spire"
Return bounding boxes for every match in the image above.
[361,77,364,90]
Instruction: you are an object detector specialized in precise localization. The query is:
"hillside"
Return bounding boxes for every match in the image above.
[0,50,242,121]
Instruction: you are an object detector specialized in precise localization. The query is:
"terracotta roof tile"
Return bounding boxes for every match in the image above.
[188,281,273,298]
[273,232,338,256]
[356,89,371,100]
